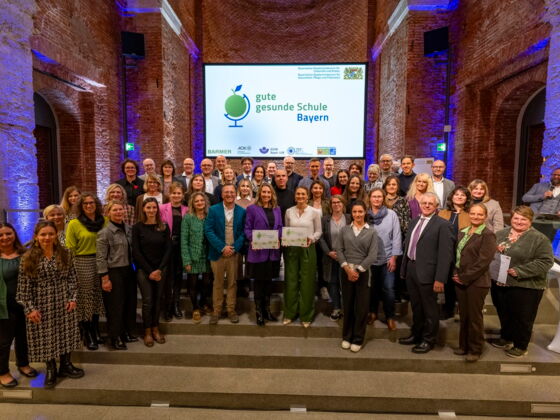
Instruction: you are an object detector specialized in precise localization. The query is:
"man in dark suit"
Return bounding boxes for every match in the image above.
[399,192,455,353]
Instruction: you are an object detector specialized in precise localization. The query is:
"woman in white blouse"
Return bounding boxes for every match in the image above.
[283,187,322,328]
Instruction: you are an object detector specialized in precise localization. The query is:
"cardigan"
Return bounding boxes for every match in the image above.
[335,224,378,270]
[495,227,554,289]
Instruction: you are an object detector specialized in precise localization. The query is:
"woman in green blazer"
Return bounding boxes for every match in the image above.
[489,206,554,358]
[181,192,212,323]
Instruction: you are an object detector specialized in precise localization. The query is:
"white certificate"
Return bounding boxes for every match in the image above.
[252,230,279,250]
[281,227,308,247]
[489,253,511,284]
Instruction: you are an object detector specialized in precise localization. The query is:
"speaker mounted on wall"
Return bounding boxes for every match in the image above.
[424,27,449,56]
[122,31,145,58]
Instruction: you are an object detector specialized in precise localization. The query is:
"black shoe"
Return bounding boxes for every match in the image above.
[398,335,420,345]
[17,366,38,378]
[164,311,173,322]
[83,322,98,351]
[1,377,18,388]
[173,303,183,319]
[44,359,57,389]
[412,341,434,354]
[58,353,85,379]
[91,315,104,344]
[264,298,278,322]
[122,332,139,343]
[111,337,128,350]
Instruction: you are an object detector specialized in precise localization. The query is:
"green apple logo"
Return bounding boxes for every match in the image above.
[224,84,250,127]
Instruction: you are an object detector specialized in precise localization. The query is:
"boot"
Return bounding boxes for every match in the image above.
[143,328,154,347]
[44,359,57,389]
[173,302,183,319]
[82,322,98,351]
[91,314,104,344]
[58,353,85,379]
[255,301,265,327]
[264,297,278,322]
[152,326,166,344]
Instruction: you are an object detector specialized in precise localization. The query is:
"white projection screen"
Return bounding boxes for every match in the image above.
[204,63,367,159]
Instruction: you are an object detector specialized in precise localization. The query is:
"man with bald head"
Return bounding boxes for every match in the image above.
[378,154,397,183]
[283,156,302,191]
[176,157,195,189]
[201,158,220,194]
[265,162,277,184]
[431,160,455,208]
[139,158,157,180]
[320,157,336,188]
[213,155,228,179]
[273,168,295,221]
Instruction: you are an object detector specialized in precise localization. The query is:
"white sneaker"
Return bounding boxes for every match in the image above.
[320,287,330,301]
[350,344,362,353]
[341,340,351,350]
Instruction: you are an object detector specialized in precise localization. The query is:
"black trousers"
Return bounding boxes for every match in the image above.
[491,283,543,350]
[341,270,370,345]
[0,305,29,375]
[252,261,274,303]
[137,269,165,328]
[443,272,457,316]
[406,261,439,345]
[102,266,137,339]
[187,273,212,310]
[164,240,183,310]
[315,244,326,289]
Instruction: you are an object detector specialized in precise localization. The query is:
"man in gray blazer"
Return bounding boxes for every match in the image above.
[399,192,455,353]
[431,160,455,208]
[522,168,560,215]
[201,158,220,194]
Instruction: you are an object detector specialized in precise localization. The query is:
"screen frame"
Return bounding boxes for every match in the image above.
[203,62,369,160]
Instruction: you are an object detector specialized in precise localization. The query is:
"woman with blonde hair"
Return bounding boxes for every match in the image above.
[43,205,67,247]
[236,178,255,209]
[213,165,236,201]
[467,179,504,232]
[60,186,81,222]
[407,173,435,219]
[135,174,168,221]
[103,184,135,226]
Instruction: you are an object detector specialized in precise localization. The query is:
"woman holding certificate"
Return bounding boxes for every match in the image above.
[336,201,378,352]
[244,184,283,326]
[451,203,496,362]
[283,186,322,328]
[489,205,554,358]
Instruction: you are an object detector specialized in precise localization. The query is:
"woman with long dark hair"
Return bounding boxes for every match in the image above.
[330,169,349,196]
[17,221,83,389]
[66,192,106,350]
[132,197,172,347]
[0,223,35,388]
[343,175,367,213]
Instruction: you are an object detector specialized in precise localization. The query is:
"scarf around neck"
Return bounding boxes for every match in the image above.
[79,214,105,233]
[370,206,388,225]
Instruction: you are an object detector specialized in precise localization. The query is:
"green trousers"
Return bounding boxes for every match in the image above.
[283,246,317,322]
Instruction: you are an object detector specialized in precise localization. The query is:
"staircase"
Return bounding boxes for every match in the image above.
[3,286,560,417]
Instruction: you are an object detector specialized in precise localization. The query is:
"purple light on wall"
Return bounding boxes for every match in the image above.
[31,49,59,65]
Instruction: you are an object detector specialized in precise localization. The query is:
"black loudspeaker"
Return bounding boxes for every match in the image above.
[424,27,448,56]
[122,31,145,58]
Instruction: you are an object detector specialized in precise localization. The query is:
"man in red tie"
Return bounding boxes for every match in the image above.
[398,192,455,353]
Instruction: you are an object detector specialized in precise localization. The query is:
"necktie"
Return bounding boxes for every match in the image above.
[408,218,426,261]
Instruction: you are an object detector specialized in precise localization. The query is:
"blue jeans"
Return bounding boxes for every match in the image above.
[370,264,395,319]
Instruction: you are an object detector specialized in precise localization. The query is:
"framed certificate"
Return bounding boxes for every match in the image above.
[281,227,308,247]
[252,230,279,250]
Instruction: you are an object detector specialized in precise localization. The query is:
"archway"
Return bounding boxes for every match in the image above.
[33,92,59,208]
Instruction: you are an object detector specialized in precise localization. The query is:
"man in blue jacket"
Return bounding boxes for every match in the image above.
[204,184,246,324]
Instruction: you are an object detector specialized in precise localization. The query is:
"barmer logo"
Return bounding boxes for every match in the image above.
[224,84,251,127]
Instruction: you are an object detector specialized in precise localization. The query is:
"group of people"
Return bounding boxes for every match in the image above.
[0,154,556,390]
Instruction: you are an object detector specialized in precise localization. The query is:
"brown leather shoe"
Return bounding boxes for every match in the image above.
[367,313,377,325]
[143,328,154,347]
[465,353,480,362]
[152,327,166,344]
[192,309,202,324]
[387,318,397,331]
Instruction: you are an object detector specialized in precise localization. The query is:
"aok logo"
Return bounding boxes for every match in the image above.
[224,84,250,127]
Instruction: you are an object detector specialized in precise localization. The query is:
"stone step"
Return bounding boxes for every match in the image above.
[3,363,560,417]
[70,325,560,375]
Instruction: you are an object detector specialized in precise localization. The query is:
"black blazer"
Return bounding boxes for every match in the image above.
[401,214,455,285]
